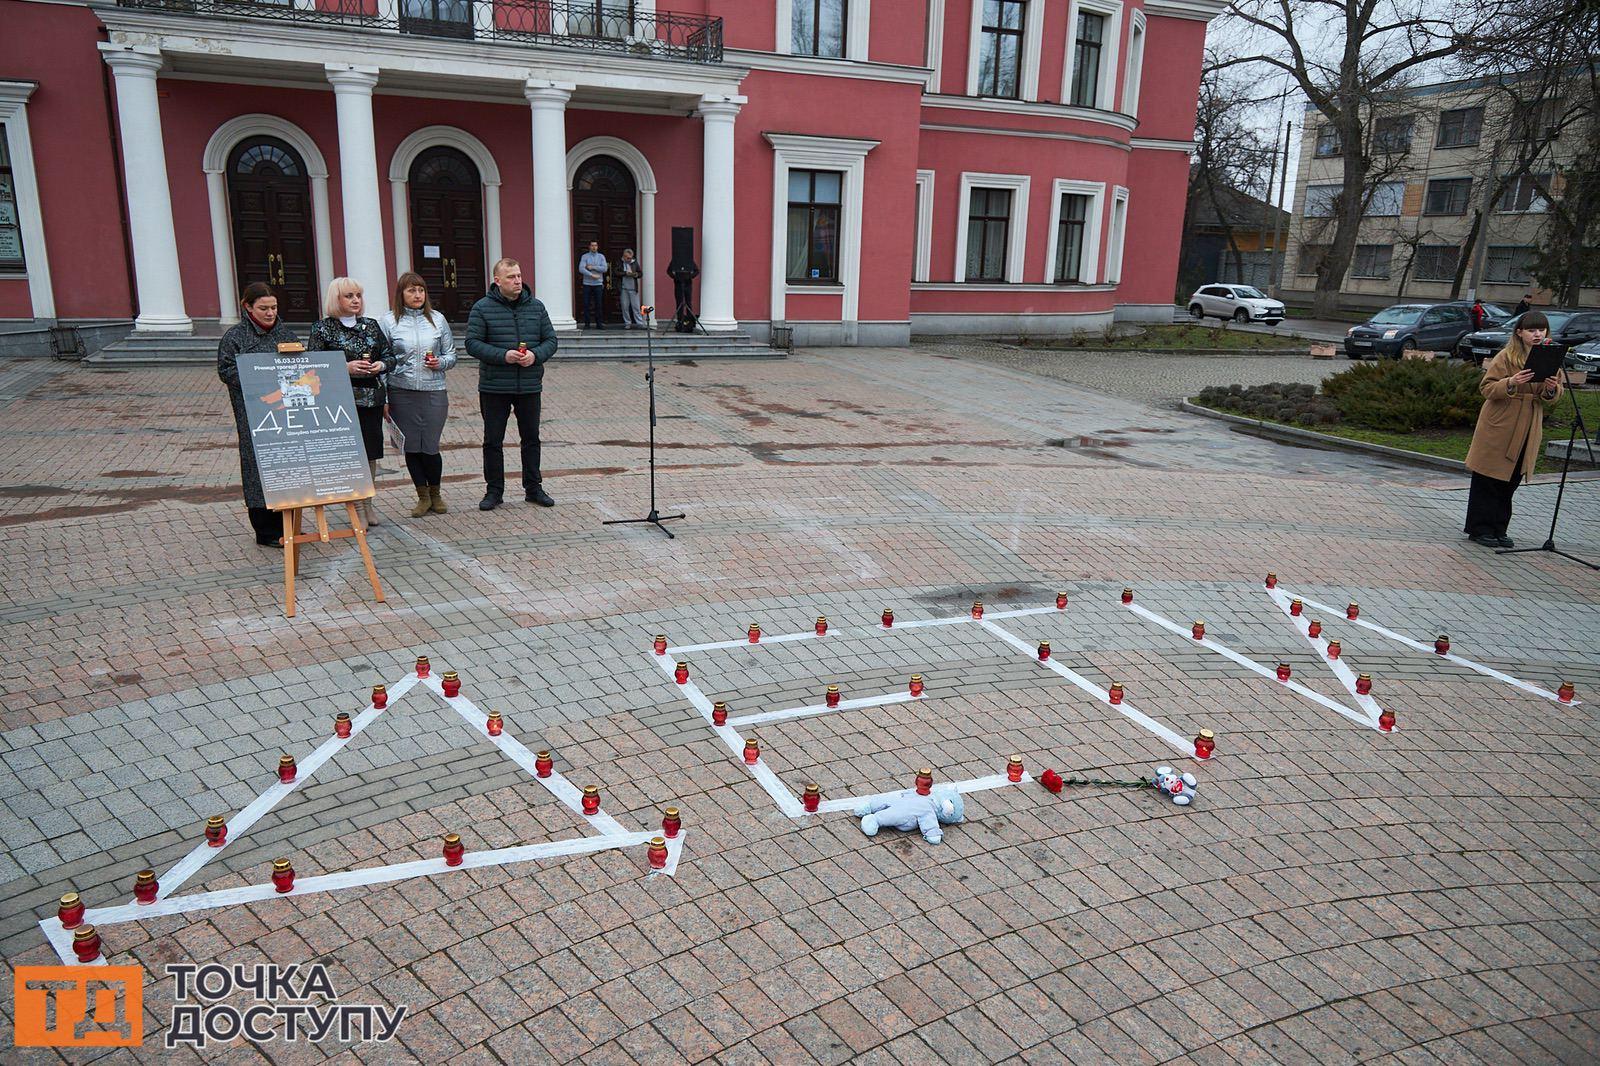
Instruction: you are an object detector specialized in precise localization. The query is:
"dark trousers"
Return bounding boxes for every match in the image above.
[404,452,444,488]
[481,391,542,496]
[1464,470,1520,537]
[248,506,280,542]
[580,284,604,327]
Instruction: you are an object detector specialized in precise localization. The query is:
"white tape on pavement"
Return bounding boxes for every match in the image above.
[727,689,924,729]
[663,603,1064,656]
[1266,588,1385,726]
[815,771,1033,815]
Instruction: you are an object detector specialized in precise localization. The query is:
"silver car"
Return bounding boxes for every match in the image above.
[1568,339,1600,383]
[1187,284,1286,325]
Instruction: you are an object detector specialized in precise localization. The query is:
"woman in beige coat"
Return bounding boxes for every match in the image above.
[1463,311,1563,547]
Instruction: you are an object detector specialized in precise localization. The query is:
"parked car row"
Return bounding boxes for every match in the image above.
[1341,301,1600,379]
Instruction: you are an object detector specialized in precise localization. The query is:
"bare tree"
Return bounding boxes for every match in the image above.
[1184,57,1281,292]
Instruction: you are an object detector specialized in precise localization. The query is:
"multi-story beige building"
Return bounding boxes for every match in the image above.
[1280,74,1597,311]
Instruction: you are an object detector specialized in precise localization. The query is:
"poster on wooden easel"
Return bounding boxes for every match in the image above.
[237,350,374,508]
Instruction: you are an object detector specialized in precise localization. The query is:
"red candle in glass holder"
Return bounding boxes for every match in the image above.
[712,701,729,726]
[662,807,681,838]
[647,836,669,870]
[1265,572,1277,589]
[674,662,689,684]
[909,674,924,697]
[802,783,821,812]
[1356,673,1372,696]
[882,608,894,628]
[334,711,352,738]
[1324,639,1341,660]
[1558,681,1575,704]
[486,711,503,736]
[441,671,461,698]
[1192,621,1205,640]
[535,750,553,777]
[653,634,668,656]
[1038,641,1051,662]
[1007,755,1024,782]
[1121,588,1133,605]
[58,892,84,929]
[134,869,158,904]
[743,738,760,764]
[815,616,828,635]
[971,600,984,619]
[371,684,387,709]
[582,786,601,815]
[748,623,761,644]
[826,684,841,708]
[1194,729,1216,759]
[1289,598,1303,617]
[1056,592,1068,610]
[443,833,464,866]
[1435,635,1450,655]
[277,754,296,784]
[1347,602,1359,620]
[72,926,101,963]
[1109,682,1124,705]
[1276,662,1292,682]
[1307,619,1322,638]
[415,655,430,678]
[1377,708,1396,732]
[205,815,227,847]
[914,768,933,796]
[271,858,294,894]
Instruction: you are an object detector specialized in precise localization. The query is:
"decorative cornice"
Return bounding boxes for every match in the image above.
[728,48,932,85]
[920,122,1130,151]
[922,93,1138,133]
[1143,0,1229,21]
[1130,137,1197,152]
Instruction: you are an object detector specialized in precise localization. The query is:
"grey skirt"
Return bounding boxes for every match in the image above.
[388,386,449,454]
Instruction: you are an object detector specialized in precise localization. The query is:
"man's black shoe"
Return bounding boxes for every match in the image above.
[1496,535,1515,548]
[526,487,555,507]
[1468,532,1499,547]
[479,493,503,511]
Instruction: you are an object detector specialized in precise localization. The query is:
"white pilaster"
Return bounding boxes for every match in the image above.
[99,47,191,332]
[204,169,238,325]
[525,81,576,330]
[325,65,388,315]
[0,81,54,320]
[391,179,411,275]
[697,95,744,331]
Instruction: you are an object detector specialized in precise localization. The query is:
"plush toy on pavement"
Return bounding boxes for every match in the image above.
[1152,766,1199,806]
[854,785,965,844]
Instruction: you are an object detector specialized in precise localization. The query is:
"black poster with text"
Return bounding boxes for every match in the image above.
[238,352,374,510]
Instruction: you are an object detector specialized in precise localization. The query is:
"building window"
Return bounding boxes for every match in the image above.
[786,169,842,282]
[1496,173,1551,213]
[0,127,23,270]
[792,0,846,58]
[1435,106,1483,148]
[1314,126,1341,157]
[1423,177,1472,216]
[1070,10,1106,107]
[1295,243,1330,276]
[1053,193,1090,282]
[1373,114,1413,153]
[1105,189,1127,283]
[1485,245,1536,284]
[976,0,1026,98]
[1303,184,1340,217]
[966,187,1013,281]
[1350,244,1392,279]
[1367,182,1404,216]
[1413,245,1460,282]
[1509,98,1562,142]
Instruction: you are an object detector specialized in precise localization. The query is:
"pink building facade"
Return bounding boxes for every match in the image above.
[0,0,1221,346]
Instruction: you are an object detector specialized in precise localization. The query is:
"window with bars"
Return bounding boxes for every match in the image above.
[1509,98,1562,142]
[1314,126,1341,157]
[1412,246,1461,281]
[1485,245,1536,284]
[965,187,1013,281]
[1350,244,1393,279]
[1366,181,1404,216]
[1423,177,1472,216]
[1496,173,1551,213]
[1373,114,1414,153]
[1435,106,1483,148]
[792,0,846,58]
[1070,11,1105,107]
[785,169,842,283]
[1303,184,1339,217]
[977,0,1026,99]
[0,127,24,271]
[1053,193,1090,282]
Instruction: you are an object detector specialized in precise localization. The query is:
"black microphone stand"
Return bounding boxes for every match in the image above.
[1497,376,1597,569]
[603,305,685,539]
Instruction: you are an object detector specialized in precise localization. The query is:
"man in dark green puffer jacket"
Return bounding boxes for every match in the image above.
[465,258,559,510]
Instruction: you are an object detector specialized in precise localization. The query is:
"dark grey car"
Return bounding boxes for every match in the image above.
[1343,303,1475,359]
[1455,309,1600,364]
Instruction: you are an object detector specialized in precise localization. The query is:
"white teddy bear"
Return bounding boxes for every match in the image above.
[1152,766,1199,806]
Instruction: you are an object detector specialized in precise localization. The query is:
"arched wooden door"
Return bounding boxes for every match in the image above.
[571,155,638,322]
[408,146,485,322]
[227,137,318,321]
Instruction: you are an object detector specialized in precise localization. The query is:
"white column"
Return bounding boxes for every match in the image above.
[525,81,576,330]
[391,179,411,276]
[100,47,191,332]
[697,95,744,331]
[325,66,389,315]
[204,169,239,326]
[484,181,503,275]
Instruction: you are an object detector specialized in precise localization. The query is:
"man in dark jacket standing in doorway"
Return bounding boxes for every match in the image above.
[466,258,559,510]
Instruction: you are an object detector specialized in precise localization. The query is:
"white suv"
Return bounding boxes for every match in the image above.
[1187,284,1286,325]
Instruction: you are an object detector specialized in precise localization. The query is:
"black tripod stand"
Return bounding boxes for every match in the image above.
[603,305,685,539]
[1497,376,1597,569]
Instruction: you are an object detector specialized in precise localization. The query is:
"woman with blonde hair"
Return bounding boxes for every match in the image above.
[310,278,395,527]
[1463,310,1564,547]
[380,272,457,517]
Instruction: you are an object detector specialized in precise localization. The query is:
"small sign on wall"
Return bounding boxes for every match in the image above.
[422,245,441,259]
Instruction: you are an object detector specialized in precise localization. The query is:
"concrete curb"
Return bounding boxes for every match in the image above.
[1017,346,1305,355]
[1179,400,1470,473]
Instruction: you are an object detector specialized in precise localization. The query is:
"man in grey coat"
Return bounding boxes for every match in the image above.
[617,248,644,328]
[465,258,558,510]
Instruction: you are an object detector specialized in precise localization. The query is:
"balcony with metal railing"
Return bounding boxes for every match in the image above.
[114,0,724,64]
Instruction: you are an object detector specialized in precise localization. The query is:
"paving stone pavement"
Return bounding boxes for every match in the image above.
[2,346,1598,1063]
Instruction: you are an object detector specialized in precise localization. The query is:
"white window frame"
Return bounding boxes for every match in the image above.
[1042,178,1105,284]
[1105,185,1128,284]
[0,81,54,319]
[966,0,1047,101]
[766,133,878,326]
[1061,0,1123,111]
[913,169,935,282]
[1122,10,1145,116]
[924,0,946,91]
[776,0,871,61]
[954,171,1030,283]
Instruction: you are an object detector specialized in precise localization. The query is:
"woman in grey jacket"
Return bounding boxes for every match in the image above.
[381,272,458,517]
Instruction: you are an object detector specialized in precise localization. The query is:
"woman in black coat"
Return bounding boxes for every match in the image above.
[310,277,396,526]
[217,282,301,546]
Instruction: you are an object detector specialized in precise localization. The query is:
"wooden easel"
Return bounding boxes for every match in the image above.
[279,499,386,617]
